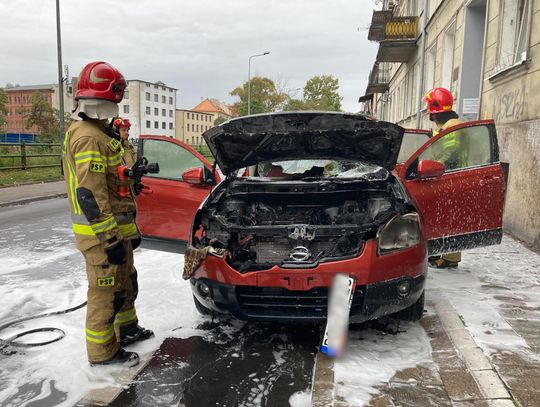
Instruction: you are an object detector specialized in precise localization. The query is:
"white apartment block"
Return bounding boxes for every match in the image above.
[117,80,177,139]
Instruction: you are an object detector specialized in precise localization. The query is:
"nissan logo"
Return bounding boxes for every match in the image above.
[290,246,311,262]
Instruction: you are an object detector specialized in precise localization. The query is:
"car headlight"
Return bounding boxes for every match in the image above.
[377,213,420,255]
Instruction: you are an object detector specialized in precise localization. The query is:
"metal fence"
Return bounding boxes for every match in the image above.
[0,141,62,170]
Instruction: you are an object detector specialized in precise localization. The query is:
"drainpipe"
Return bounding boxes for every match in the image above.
[477,0,490,120]
[415,0,429,129]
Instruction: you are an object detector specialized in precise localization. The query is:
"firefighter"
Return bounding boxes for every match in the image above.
[424,87,464,269]
[63,62,151,367]
[111,117,154,346]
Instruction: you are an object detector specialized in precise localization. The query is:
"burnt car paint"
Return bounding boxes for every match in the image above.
[203,112,405,174]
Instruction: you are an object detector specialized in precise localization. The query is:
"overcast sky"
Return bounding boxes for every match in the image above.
[0,0,379,112]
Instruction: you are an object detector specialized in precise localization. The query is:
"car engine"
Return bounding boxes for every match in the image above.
[193,179,402,272]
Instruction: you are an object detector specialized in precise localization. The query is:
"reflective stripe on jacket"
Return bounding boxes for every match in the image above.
[62,120,139,251]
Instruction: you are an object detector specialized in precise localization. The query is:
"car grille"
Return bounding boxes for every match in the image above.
[236,286,365,320]
[253,238,335,263]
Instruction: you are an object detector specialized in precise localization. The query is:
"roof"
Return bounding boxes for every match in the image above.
[176,108,212,115]
[126,79,178,90]
[3,84,56,92]
[192,98,233,116]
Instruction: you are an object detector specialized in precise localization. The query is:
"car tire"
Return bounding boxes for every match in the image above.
[193,295,214,316]
[397,291,425,321]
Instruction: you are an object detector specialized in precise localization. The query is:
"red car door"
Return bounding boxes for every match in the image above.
[135,136,219,247]
[394,128,432,173]
[395,120,505,255]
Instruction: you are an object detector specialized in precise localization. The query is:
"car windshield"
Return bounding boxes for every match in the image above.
[250,159,387,180]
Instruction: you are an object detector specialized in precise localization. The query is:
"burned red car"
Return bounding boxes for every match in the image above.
[136,112,504,323]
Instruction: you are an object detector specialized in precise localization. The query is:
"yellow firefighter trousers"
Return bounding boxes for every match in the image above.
[83,241,138,362]
[442,252,462,263]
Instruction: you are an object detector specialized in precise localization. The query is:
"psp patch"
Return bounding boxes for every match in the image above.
[97,276,115,287]
[89,161,106,173]
[107,138,121,152]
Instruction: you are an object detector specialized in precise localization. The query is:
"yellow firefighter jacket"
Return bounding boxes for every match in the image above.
[62,120,139,251]
[432,118,468,169]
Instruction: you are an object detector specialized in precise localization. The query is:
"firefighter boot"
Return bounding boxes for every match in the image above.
[120,324,154,347]
[90,348,140,367]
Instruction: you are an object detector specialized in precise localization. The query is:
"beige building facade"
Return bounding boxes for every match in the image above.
[362,0,540,250]
[175,109,213,145]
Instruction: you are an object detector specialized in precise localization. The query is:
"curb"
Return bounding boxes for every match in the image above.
[0,193,67,208]
[76,352,154,406]
[310,350,335,407]
[432,296,515,405]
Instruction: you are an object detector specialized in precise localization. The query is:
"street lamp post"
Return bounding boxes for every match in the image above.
[247,52,270,116]
[56,0,65,139]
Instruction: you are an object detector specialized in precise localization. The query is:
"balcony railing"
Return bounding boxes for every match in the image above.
[366,63,391,94]
[367,10,419,63]
[384,17,418,40]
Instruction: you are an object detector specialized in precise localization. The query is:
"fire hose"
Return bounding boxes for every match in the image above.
[0,301,87,354]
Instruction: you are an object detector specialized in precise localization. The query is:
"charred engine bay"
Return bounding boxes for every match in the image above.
[196,179,405,272]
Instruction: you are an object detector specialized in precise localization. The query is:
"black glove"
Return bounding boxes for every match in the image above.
[106,241,127,265]
[134,182,144,195]
[131,237,142,250]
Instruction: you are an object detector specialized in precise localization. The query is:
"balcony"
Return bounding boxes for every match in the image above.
[366,63,390,94]
[367,10,393,42]
[368,11,419,63]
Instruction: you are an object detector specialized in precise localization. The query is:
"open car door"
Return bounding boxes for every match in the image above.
[136,136,219,253]
[395,120,504,255]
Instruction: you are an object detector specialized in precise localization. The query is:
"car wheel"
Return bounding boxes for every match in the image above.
[193,295,214,316]
[397,291,425,321]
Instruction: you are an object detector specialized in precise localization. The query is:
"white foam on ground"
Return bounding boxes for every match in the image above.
[334,322,433,406]
[0,247,202,407]
[427,235,538,354]
[288,389,311,407]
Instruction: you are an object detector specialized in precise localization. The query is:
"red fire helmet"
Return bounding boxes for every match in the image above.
[113,117,131,129]
[76,61,126,103]
[423,87,454,114]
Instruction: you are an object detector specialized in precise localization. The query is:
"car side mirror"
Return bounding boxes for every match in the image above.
[417,159,445,179]
[182,167,204,185]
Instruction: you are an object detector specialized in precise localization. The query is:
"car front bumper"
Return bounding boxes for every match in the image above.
[191,273,426,324]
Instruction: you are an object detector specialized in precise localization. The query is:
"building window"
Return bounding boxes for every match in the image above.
[169,123,173,130]
[191,136,194,144]
[146,120,151,128]
[441,22,456,90]
[196,114,199,120]
[146,106,151,114]
[154,84,158,89]
[161,96,166,103]
[498,0,531,68]
[146,92,150,101]
[153,94,158,102]
[162,109,166,116]
[154,121,159,129]
[169,110,173,117]
[162,122,166,129]
[169,97,173,104]
[425,44,437,94]
[154,108,159,115]
[123,105,129,114]
[124,91,129,99]
[146,83,150,87]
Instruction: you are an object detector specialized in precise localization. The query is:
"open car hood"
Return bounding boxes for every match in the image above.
[203,112,404,175]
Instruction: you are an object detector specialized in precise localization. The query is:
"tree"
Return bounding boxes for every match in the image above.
[0,89,7,130]
[303,75,343,111]
[213,116,227,126]
[25,92,63,142]
[230,77,289,116]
